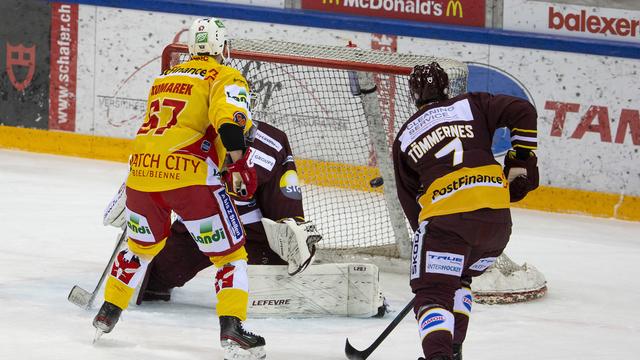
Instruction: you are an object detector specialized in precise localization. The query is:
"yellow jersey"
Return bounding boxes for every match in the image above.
[126,56,252,192]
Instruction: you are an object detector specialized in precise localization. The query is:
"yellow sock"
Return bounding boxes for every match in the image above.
[104,276,136,310]
[216,288,249,321]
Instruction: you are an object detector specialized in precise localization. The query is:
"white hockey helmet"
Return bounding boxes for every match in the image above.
[188,18,227,60]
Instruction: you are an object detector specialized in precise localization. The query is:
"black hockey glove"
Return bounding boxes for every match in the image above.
[504,149,539,202]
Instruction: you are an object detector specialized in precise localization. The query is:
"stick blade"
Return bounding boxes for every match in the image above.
[345,338,367,360]
[68,285,93,309]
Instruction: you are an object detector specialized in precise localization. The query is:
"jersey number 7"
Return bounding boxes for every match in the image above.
[137,98,187,136]
[435,137,464,166]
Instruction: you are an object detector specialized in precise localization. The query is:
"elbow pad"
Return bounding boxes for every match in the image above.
[218,123,246,152]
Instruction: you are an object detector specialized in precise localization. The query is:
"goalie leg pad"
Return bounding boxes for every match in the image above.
[246,263,383,317]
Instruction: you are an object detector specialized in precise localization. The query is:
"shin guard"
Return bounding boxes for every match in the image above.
[417,305,454,359]
[104,248,150,310]
[453,286,472,345]
[214,259,249,321]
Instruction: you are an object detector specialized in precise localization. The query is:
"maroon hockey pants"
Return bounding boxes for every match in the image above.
[411,208,512,360]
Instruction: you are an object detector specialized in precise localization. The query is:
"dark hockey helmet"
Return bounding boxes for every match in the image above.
[409,62,449,108]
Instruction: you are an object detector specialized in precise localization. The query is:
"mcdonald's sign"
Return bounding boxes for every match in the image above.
[301,0,485,27]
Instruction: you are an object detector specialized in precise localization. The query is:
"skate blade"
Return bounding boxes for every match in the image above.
[93,329,105,344]
[222,340,266,360]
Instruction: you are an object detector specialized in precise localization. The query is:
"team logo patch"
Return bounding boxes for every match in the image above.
[215,265,235,293]
[195,32,208,43]
[6,43,36,91]
[201,140,211,152]
[110,250,142,285]
[124,209,155,243]
[469,257,497,272]
[426,251,464,276]
[279,170,302,200]
[233,111,247,127]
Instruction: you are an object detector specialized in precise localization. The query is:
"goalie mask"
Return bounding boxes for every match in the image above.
[188,18,228,62]
[409,62,449,108]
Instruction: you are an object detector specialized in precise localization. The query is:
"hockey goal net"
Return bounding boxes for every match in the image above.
[162,39,546,304]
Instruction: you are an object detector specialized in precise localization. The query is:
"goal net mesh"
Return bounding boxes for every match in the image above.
[163,39,546,303]
[164,39,467,258]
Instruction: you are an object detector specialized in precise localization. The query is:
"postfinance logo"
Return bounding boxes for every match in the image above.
[446,0,463,18]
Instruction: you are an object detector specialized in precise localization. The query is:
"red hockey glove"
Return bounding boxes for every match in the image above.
[223,148,257,201]
[504,149,539,202]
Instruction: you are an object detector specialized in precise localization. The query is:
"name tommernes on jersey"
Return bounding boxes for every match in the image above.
[406,124,474,163]
[399,98,475,163]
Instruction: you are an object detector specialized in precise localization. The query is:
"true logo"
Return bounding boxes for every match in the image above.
[5,43,36,91]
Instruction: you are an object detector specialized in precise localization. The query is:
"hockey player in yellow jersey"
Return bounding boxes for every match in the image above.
[93,18,266,359]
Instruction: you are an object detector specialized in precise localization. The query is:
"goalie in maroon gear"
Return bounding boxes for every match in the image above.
[394,62,539,360]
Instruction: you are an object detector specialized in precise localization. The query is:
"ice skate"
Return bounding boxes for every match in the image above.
[453,343,462,360]
[220,316,266,360]
[92,301,122,337]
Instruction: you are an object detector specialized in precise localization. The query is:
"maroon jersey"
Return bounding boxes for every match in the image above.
[393,92,538,230]
[238,121,304,242]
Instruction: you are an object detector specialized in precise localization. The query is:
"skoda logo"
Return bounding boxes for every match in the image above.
[466,62,535,156]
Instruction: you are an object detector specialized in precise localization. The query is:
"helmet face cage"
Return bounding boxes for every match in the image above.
[409,62,450,108]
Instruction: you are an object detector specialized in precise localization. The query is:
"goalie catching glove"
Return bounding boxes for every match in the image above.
[223,148,257,201]
[504,149,539,202]
[261,218,323,276]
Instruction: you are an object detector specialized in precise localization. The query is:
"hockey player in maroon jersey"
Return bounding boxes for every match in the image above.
[393,62,539,360]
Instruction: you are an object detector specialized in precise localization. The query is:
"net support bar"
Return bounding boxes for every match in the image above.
[357,70,411,260]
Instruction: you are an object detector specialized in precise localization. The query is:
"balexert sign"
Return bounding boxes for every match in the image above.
[301,0,485,27]
[549,7,640,38]
[503,0,640,43]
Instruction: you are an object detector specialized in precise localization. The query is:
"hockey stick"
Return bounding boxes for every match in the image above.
[68,231,127,310]
[345,297,416,360]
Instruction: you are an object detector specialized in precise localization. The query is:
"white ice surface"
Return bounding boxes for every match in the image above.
[1,149,639,360]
